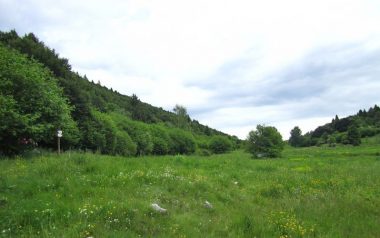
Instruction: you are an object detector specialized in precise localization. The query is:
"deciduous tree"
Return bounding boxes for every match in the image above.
[289,126,303,147]
[247,125,284,158]
[0,44,79,155]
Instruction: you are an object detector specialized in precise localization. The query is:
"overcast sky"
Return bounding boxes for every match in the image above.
[1,0,380,139]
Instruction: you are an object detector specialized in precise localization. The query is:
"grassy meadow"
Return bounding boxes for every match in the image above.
[1,137,380,237]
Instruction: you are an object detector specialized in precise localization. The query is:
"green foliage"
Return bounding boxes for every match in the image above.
[114,131,137,156]
[194,135,210,150]
[168,129,196,154]
[327,134,337,147]
[80,111,200,156]
[130,93,150,121]
[209,135,233,154]
[0,30,229,136]
[0,44,79,155]
[292,105,380,147]
[150,126,170,155]
[151,136,169,155]
[288,126,303,147]
[360,127,380,137]
[88,110,117,154]
[173,104,189,129]
[196,148,212,156]
[81,111,138,156]
[135,131,154,156]
[347,124,361,146]
[0,30,237,156]
[246,125,284,158]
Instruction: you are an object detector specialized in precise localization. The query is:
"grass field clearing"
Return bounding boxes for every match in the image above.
[1,137,380,237]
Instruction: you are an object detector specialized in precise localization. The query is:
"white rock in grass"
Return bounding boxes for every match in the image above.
[204,200,213,209]
[151,203,167,213]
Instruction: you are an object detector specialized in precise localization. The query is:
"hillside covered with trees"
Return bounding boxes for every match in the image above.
[0,30,239,156]
[289,105,380,147]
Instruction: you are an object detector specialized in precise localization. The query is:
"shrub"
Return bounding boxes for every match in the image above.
[114,131,137,156]
[135,131,153,156]
[87,110,117,154]
[151,136,169,155]
[149,126,170,155]
[209,136,232,154]
[347,125,361,146]
[168,129,196,154]
[0,45,79,155]
[360,127,378,138]
[327,135,337,147]
[116,118,153,156]
[197,149,212,156]
[195,137,209,150]
[246,125,284,158]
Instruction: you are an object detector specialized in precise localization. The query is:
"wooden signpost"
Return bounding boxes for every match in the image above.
[57,129,62,154]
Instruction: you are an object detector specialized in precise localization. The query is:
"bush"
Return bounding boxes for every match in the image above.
[149,126,170,155]
[168,129,196,154]
[335,133,346,144]
[115,118,153,156]
[151,136,169,155]
[86,110,117,154]
[327,134,337,147]
[347,125,361,146]
[246,125,284,158]
[0,45,79,155]
[195,137,209,150]
[196,149,211,156]
[209,136,232,154]
[135,131,153,156]
[360,127,379,138]
[114,131,137,156]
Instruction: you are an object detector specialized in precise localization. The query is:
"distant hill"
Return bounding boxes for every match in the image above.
[290,105,380,147]
[0,30,239,156]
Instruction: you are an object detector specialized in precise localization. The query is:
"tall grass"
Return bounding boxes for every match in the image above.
[1,138,380,237]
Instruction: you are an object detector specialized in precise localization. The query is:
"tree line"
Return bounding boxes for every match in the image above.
[1,30,378,158]
[0,30,239,156]
[245,105,380,159]
[288,106,380,147]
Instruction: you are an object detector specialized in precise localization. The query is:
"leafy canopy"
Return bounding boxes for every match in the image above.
[0,44,79,155]
[0,30,238,156]
[289,126,303,147]
[347,123,361,146]
[246,125,284,158]
[209,135,233,154]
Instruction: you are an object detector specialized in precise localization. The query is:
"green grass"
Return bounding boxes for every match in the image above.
[1,138,380,237]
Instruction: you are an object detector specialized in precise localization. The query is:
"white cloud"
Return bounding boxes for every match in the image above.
[82,68,214,110]
[1,0,380,139]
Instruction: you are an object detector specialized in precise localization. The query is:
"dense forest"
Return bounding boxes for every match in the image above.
[289,105,380,147]
[0,30,239,156]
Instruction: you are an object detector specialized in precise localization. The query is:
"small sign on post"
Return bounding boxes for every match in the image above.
[57,129,62,155]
